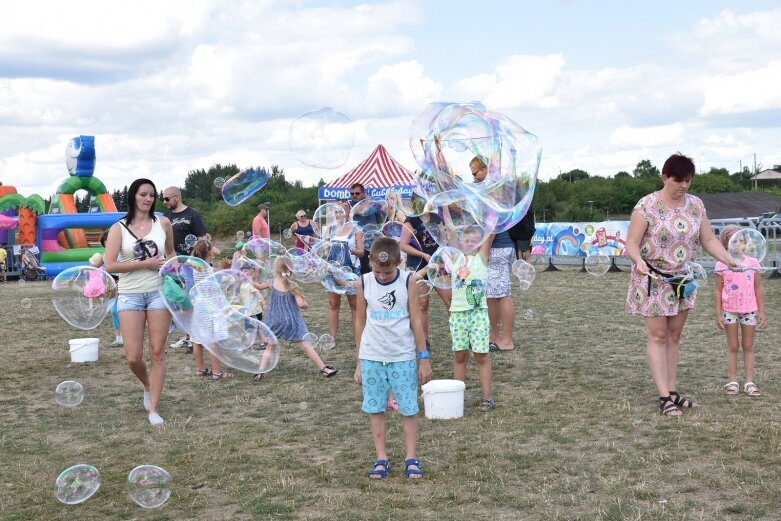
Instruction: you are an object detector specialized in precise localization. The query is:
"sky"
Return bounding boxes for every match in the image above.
[1,0,780,198]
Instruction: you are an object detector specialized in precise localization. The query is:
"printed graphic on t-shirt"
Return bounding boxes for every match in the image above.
[465,280,485,308]
[133,239,159,260]
[378,290,397,311]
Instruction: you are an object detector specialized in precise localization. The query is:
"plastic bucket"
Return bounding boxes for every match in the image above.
[421,379,465,420]
[69,338,99,363]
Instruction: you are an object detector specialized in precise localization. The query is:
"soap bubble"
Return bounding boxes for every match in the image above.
[686,261,708,288]
[158,256,213,334]
[317,334,335,351]
[127,465,171,509]
[522,309,534,320]
[728,228,767,263]
[321,265,358,295]
[350,198,389,229]
[55,464,100,505]
[214,177,225,188]
[415,277,434,297]
[303,332,318,345]
[222,167,269,206]
[584,245,611,277]
[236,238,288,281]
[51,266,117,330]
[282,228,292,239]
[199,308,281,375]
[289,107,354,169]
[386,183,430,218]
[55,380,84,407]
[184,234,197,250]
[426,247,466,290]
[422,191,498,251]
[21,298,32,309]
[511,259,535,289]
[18,278,25,285]
[299,402,309,410]
[312,203,347,238]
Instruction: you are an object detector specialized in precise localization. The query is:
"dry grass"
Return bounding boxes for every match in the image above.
[2,267,781,520]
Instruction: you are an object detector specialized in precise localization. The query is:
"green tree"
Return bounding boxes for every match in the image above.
[633,159,660,178]
[558,169,591,183]
[614,171,630,179]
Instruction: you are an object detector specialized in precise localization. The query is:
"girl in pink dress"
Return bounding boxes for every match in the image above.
[715,226,768,397]
[83,253,107,311]
[625,153,737,417]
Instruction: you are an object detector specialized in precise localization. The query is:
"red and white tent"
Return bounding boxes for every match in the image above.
[317,145,415,201]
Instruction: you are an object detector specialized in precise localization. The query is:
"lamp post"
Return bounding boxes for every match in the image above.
[587,200,594,220]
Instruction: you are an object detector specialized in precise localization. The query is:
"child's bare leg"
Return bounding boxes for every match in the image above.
[741,323,756,382]
[453,350,470,381]
[369,413,388,479]
[208,351,222,374]
[300,341,327,370]
[402,414,419,461]
[193,342,206,372]
[725,324,740,382]
[473,353,493,399]
[327,293,340,340]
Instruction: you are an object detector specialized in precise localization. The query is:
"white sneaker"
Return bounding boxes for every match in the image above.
[169,337,189,349]
[148,412,164,426]
[110,338,124,347]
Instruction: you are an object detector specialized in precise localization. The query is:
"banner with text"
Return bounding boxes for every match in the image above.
[530,221,629,257]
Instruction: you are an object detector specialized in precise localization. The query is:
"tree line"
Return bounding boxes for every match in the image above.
[76,158,775,238]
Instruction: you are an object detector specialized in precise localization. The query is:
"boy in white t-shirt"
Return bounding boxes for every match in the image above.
[354,237,431,480]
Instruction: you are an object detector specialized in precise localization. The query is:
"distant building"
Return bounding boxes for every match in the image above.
[697,192,781,220]
[751,165,781,189]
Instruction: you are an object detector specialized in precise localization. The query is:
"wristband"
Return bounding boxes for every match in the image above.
[416,350,430,360]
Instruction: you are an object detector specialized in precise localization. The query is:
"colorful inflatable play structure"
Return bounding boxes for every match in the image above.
[0,135,124,278]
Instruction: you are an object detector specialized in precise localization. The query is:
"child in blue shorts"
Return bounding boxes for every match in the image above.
[450,227,495,411]
[354,237,431,480]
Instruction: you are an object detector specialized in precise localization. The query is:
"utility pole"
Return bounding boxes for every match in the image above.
[754,153,757,174]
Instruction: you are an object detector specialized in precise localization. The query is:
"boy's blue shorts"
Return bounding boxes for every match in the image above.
[360,359,419,416]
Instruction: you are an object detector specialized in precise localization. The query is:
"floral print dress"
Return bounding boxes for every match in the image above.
[626,192,705,317]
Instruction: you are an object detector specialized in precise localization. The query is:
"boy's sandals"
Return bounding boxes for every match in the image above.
[319,365,338,378]
[724,381,739,396]
[744,382,762,397]
[368,460,390,480]
[404,458,424,480]
[195,368,212,377]
[211,371,233,380]
[477,398,495,412]
[669,390,699,408]
[659,396,682,416]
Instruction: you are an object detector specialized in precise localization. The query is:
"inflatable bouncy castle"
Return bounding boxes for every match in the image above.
[37,136,124,276]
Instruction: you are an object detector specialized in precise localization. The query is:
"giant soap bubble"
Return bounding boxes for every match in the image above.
[350,198,389,230]
[421,191,498,251]
[728,228,767,263]
[426,246,466,290]
[55,380,84,407]
[311,202,347,238]
[158,256,213,334]
[221,167,269,206]
[410,102,540,233]
[55,464,100,505]
[511,259,536,289]
[127,465,172,509]
[52,267,117,330]
[289,107,354,169]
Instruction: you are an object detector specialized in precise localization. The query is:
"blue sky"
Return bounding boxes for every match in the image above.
[0,0,779,197]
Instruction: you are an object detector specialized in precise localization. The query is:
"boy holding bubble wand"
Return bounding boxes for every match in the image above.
[354,237,431,480]
[714,226,768,397]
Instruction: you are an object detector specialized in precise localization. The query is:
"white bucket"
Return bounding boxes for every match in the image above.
[69,338,99,363]
[421,379,465,420]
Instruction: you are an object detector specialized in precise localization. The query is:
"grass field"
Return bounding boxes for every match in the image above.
[2,266,781,520]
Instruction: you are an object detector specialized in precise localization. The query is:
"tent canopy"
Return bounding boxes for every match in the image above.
[318,145,415,200]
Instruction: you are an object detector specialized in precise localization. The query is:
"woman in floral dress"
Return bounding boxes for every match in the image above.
[626,153,736,416]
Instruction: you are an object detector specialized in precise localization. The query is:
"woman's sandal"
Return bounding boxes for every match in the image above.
[195,368,212,377]
[477,398,495,412]
[659,396,682,416]
[404,458,424,480]
[212,371,233,380]
[320,365,338,378]
[368,460,390,480]
[724,381,739,396]
[744,382,762,397]
[670,390,699,408]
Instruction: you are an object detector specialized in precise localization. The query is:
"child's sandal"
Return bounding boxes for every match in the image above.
[404,458,424,480]
[659,396,682,416]
[744,382,761,397]
[477,398,495,411]
[212,371,233,380]
[368,460,390,480]
[670,390,699,408]
[724,381,739,396]
[195,368,212,377]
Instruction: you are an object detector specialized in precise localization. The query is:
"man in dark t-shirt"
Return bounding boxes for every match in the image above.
[162,186,208,256]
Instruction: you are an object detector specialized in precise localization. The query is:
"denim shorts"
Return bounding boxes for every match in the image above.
[360,359,419,416]
[117,291,167,312]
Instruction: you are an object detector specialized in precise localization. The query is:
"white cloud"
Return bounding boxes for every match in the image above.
[608,123,684,148]
[365,61,442,115]
[700,61,781,115]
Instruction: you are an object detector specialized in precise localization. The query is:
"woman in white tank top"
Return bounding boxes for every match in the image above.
[104,178,175,427]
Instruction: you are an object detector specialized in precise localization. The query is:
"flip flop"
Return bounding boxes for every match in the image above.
[488,342,500,352]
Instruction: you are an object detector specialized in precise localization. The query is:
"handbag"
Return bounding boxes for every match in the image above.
[646,262,697,300]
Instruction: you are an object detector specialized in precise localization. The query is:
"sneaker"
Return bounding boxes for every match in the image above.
[169,337,189,349]
[110,338,124,347]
